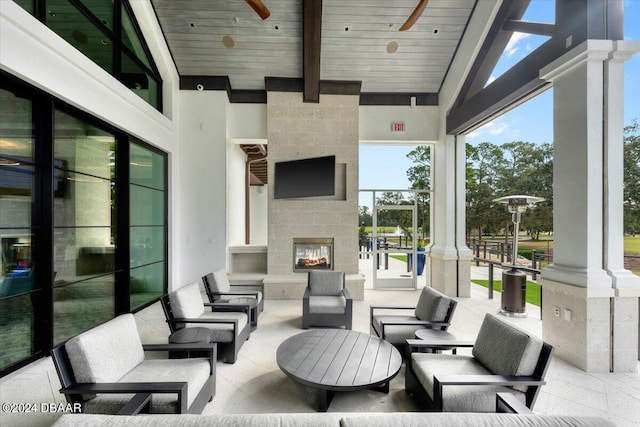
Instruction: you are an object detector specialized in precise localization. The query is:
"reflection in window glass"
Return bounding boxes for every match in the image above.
[53,109,116,342]
[121,4,150,69]
[12,0,35,14]
[130,140,165,310]
[53,275,115,344]
[121,52,158,109]
[45,0,114,73]
[0,87,35,370]
[130,142,165,190]
[130,262,164,310]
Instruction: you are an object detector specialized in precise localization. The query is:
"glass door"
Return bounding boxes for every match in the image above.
[372,203,418,289]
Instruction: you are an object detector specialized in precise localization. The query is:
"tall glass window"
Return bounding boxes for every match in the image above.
[52,109,116,344]
[0,87,36,368]
[129,140,166,310]
[14,0,162,110]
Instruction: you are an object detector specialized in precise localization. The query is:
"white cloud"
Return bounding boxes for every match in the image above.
[506,32,530,57]
[467,120,508,139]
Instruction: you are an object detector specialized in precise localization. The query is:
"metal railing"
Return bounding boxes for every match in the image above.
[473,257,542,314]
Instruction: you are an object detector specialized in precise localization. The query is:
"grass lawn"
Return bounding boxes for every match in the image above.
[390,254,407,262]
[624,236,640,254]
[471,279,541,307]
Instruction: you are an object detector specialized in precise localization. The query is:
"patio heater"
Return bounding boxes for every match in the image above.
[493,195,544,317]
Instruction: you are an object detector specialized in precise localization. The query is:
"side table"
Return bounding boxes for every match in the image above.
[414,328,459,354]
[168,327,212,358]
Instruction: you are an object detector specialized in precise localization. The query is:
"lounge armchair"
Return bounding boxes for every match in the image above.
[161,283,251,364]
[370,286,457,351]
[302,271,352,329]
[51,313,215,414]
[202,269,264,313]
[405,313,553,412]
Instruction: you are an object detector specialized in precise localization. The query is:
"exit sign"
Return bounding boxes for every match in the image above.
[391,122,405,132]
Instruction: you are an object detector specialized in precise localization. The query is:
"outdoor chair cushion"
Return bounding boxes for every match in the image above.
[188,311,248,342]
[411,353,526,412]
[169,283,205,319]
[209,270,263,303]
[309,295,347,314]
[414,287,451,322]
[472,313,543,391]
[212,269,232,293]
[309,271,344,296]
[83,358,211,414]
[65,314,144,384]
[372,315,426,346]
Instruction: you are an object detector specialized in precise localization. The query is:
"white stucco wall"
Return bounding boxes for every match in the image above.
[359,105,439,143]
[227,143,247,247]
[177,91,229,285]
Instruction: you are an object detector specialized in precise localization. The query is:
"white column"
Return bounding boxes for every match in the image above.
[430,134,471,297]
[605,41,640,372]
[539,40,640,372]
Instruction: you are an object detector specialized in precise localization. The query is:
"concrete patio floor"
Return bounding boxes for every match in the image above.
[1,263,639,426]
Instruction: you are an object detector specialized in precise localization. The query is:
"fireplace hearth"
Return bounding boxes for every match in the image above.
[293,238,333,272]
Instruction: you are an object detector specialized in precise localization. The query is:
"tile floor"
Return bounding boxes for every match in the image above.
[1,266,639,426]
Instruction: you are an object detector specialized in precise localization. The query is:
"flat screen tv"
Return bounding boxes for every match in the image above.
[274,155,335,199]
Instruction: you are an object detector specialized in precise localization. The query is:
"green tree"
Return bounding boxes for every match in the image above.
[359,205,372,226]
[624,120,640,234]
[375,191,414,240]
[466,142,509,238]
[406,146,431,239]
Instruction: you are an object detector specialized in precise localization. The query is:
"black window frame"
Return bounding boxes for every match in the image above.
[0,69,168,377]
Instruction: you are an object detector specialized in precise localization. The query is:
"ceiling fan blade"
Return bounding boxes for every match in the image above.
[399,0,429,31]
[245,0,271,20]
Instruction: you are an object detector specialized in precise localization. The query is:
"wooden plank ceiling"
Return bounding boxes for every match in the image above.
[150,0,475,94]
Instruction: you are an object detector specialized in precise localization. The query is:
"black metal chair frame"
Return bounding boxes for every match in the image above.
[160,294,251,364]
[369,299,457,352]
[202,272,264,313]
[302,272,353,330]
[51,341,216,414]
[404,337,554,412]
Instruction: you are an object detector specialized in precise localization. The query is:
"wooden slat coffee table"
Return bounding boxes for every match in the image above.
[276,329,402,412]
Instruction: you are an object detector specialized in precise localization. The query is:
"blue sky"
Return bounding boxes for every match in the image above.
[359,0,640,191]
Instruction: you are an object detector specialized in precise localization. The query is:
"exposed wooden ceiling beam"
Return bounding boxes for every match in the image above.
[303,0,322,103]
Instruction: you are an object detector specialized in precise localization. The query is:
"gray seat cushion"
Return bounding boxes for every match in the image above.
[414,287,451,322]
[372,315,425,345]
[83,358,211,414]
[411,353,526,412]
[472,314,543,391]
[188,311,248,342]
[309,295,346,314]
[309,271,344,296]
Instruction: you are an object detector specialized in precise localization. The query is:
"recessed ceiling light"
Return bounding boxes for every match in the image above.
[386,41,399,54]
[222,35,235,49]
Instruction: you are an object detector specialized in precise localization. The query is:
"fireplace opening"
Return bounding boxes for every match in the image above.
[293,238,333,272]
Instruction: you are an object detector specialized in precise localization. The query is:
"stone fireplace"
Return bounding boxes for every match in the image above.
[263,89,364,300]
[293,238,333,272]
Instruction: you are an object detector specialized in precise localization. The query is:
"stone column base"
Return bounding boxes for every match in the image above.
[540,278,639,373]
[429,251,471,298]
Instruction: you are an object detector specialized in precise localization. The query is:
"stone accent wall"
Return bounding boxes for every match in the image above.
[267,92,359,275]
